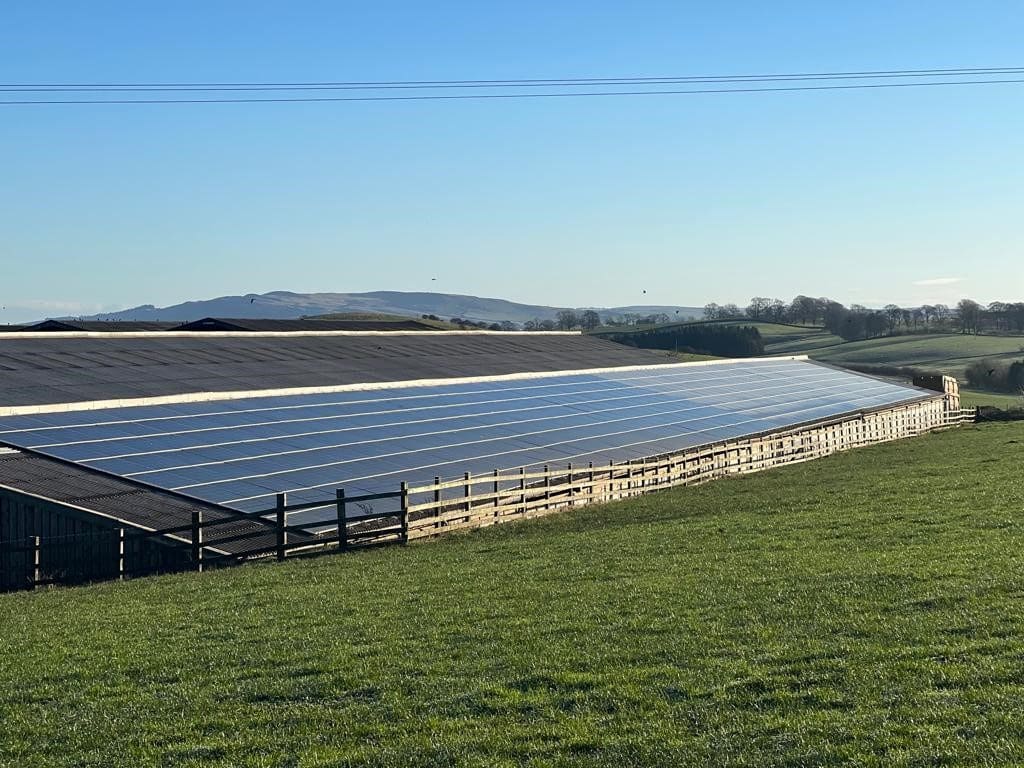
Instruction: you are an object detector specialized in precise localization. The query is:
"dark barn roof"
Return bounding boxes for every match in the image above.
[0,332,669,408]
[172,317,440,332]
[25,320,180,332]
[0,448,298,554]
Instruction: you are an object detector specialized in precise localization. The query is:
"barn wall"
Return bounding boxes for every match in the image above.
[0,489,188,591]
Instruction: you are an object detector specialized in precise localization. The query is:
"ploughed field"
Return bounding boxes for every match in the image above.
[2,424,1023,767]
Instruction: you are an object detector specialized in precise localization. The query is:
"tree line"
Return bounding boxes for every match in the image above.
[602,324,764,357]
[706,296,1024,341]
[433,296,1024,339]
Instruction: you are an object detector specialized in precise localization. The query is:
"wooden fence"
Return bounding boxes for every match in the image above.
[0,398,973,591]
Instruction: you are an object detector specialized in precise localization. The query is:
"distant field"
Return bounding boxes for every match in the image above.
[743,322,844,353]
[696,322,1024,382]
[2,424,1024,766]
[961,389,1024,408]
[807,333,1024,379]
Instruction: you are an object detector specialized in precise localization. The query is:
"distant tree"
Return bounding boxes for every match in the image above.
[746,297,771,320]
[499,320,518,331]
[556,309,579,330]
[538,319,557,331]
[865,311,888,338]
[602,324,765,357]
[957,299,981,335]
[821,301,844,334]
[523,319,539,331]
[764,299,788,322]
[719,304,743,319]
[883,304,903,333]
[579,310,602,330]
[789,295,819,325]
[703,303,721,320]
[638,313,671,325]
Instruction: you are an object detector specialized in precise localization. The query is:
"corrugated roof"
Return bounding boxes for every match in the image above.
[0,448,292,554]
[24,320,181,332]
[0,332,670,407]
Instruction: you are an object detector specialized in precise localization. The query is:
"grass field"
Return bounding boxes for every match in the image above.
[660,322,1024,380]
[594,321,1024,381]
[3,423,1024,767]
[960,389,1024,408]
[807,333,1024,380]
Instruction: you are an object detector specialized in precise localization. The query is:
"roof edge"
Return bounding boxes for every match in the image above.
[0,356,810,417]
[0,329,583,340]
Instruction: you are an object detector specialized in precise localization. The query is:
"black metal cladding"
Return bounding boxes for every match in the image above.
[0,333,668,407]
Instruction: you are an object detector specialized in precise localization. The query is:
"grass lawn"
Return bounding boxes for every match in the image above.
[3,424,1024,767]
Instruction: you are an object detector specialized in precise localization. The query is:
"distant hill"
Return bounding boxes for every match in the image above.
[70,291,704,326]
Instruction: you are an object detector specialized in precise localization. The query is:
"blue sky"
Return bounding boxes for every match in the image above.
[1,2,1022,322]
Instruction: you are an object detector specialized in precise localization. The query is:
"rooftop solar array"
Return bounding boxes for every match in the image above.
[0,358,933,526]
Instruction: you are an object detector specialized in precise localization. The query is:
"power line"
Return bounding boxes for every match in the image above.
[2,72,1023,105]
[3,66,1023,90]
[8,70,1024,93]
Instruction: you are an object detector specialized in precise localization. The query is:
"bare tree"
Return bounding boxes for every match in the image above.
[746,297,771,320]
[579,310,601,330]
[556,310,579,330]
[957,299,981,335]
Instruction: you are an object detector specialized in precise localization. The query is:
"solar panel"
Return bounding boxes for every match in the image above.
[0,359,932,525]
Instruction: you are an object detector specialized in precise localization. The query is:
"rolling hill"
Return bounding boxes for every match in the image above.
[67,291,704,326]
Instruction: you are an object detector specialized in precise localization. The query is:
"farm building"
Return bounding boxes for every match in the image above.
[0,329,967,590]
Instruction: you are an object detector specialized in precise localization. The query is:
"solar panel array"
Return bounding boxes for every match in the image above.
[0,359,931,525]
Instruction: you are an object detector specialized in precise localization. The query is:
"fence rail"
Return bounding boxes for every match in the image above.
[1,398,970,592]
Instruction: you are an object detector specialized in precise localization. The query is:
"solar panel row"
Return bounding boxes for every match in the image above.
[0,359,931,525]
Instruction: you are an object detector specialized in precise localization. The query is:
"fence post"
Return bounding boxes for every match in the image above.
[433,476,441,528]
[463,472,472,522]
[588,461,595,503]
[32,536,41,590]
[519,467,526,514]
[543,465,551,510]
[567,463,574,504]
[493,469,500,518]
[336,489,347,552]
[276,493,287,562]
[400,482,409,544]
[191,510,203,573]
[118,528,126,581]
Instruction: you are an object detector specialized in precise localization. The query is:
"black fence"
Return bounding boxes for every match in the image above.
[0,487,406,592]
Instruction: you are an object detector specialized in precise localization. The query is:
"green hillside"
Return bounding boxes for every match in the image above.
[666,322,1024,401]
[807,333,1024,378]
[2,424,1023,767]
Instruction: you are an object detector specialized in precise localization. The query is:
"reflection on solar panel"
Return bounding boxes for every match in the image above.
[0,359,929,525]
